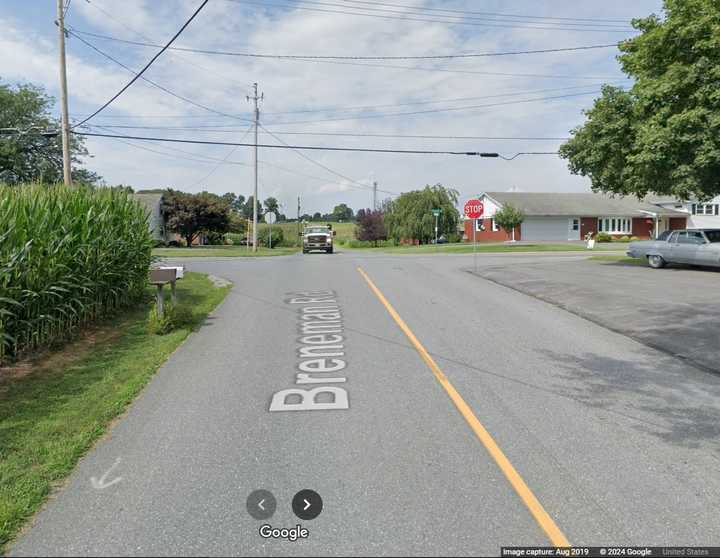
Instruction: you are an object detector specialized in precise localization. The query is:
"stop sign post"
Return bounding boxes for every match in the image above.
[464,199,484,273]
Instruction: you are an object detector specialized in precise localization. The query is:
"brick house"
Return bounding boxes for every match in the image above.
[464,192,688,243]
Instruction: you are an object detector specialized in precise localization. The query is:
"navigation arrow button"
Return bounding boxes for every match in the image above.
[247,490,276,520]
[292,489,323,520]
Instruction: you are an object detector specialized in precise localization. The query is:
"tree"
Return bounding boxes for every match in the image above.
[355,209,387,246]
[163,190,230,247]
[0,81,100,185]
[263,196,279,215]
[332,203,354,222]
[356,208,366,222]
[242,195,262,219]
[493,204,525,242]
[222,192,245,213]
[312,212,322,221]
[385,184,460,244]
[559,0,720,200]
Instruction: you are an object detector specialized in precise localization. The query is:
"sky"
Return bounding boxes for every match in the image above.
[0,0,663,214]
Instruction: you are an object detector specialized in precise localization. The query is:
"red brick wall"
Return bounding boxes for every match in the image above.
[632,217,654,239]
[670,217,687,230]
[464,219,520,242]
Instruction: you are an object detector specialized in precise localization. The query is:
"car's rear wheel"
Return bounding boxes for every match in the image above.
[327,247,333,254]
[648,254,666,269]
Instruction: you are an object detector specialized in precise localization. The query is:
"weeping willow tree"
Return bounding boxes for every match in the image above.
[0,184,153,363]
[384,184,460,244]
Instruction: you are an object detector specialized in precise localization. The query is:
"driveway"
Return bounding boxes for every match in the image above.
[472,258,720,374]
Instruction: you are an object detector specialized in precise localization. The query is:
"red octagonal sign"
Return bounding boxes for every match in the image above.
[464,199,484,219]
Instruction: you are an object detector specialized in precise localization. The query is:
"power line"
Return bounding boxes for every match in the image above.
[185,126,253,188]
[74,126,571,141]
[334,0,633,24]
[71,30,625,80]
[259,89,613,126]
[70,30,619,60]
[81,0,253,95]
[499,152,559,160]
[258,123,390,192]
[224,0,635,32]
[73,131,503,155]
[73,0,210,128]
[68,31,253,124]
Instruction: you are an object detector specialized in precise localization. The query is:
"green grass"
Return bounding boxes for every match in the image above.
[0,273,231,551]
[589,255,647,265]
[345,242,625,254]
[153,246,299,258]
[256,221,356,245]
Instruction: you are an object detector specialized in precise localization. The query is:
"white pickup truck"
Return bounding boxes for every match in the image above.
[627,229,720,268]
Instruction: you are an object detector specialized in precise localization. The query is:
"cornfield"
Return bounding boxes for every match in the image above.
[0,184,154,364]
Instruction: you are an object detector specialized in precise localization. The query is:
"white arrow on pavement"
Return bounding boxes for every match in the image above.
[90,458,123,490]
[303,499,311,511]
[258,499,265,511]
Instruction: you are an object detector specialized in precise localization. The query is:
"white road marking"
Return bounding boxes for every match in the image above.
[90,458,123,490]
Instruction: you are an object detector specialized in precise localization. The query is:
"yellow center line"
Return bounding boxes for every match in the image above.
[357,266,570,548]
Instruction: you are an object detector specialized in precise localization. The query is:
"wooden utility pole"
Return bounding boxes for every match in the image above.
[57,0,72,186]
[247,83,263,252]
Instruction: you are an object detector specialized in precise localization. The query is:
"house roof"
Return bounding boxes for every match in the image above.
[483,192,687,217]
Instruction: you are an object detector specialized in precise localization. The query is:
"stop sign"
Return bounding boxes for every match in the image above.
[464,199,484,219]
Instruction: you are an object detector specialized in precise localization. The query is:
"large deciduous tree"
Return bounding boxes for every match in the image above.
[331,203,354,222]
[163,190,230,247]
[355,209,387,246]
[0,81,100,185]
[560,0,720,200]
[384,184,459,244]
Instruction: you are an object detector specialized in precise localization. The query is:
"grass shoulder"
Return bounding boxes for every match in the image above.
[153,246,299,258]
[0,272,231,551]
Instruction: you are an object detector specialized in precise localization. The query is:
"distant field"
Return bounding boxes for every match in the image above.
[253,221,356,245]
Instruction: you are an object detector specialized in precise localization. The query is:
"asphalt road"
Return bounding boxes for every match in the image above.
[11,250,720,556]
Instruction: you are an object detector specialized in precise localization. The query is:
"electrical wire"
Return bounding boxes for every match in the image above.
[68,31,253,124]
[72,130,497,155]
[258,123,400,193]
[70,30,619,60]
[73,126,571,141]
[73,0,210,128]
[224,0,635,32]
[81,0,253,95]
[185,126,253,188]
[334,0,633,24]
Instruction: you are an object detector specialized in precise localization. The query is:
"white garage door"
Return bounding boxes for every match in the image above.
[521,217,570,241]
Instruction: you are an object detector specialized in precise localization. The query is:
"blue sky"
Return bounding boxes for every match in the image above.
[1,0,662,213]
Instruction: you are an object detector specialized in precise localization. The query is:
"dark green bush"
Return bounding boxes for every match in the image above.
[257,227,284,248]
[595,232,612,242]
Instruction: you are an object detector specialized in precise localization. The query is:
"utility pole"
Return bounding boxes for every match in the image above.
[372,180,378,211]
[247,83,263,252]
[57,0,72,186]
[297,196,301,238]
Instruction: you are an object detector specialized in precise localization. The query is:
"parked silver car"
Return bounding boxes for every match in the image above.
[627,229,720,268]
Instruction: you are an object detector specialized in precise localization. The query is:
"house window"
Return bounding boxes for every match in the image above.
[492,218,499,232]
[597,217,631,234]
[475,219,483,232]
[693,204,720,216]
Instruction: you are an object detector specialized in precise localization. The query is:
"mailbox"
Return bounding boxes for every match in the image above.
[149,268,176,284]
